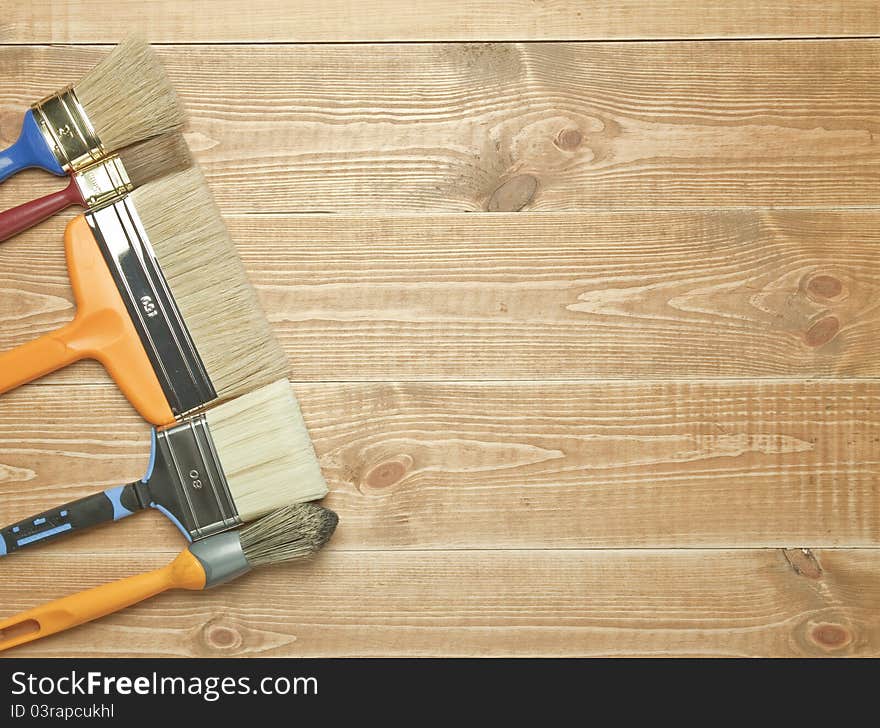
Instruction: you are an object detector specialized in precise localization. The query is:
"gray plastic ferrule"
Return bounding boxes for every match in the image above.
[189,531,252,589]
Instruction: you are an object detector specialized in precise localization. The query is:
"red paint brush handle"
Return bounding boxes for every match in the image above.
[0,176,85,243]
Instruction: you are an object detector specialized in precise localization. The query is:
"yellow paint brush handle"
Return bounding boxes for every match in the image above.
[0,550,206,652]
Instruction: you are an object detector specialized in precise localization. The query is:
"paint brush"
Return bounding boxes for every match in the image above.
[0,380,328,557]
[0,133,192,243]
[0,166,289,426]
[0,503,338,652]
[0,35,183,184]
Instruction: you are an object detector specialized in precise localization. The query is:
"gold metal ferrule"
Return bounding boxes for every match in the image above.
[74,156,133,209]
[30,86,105,172]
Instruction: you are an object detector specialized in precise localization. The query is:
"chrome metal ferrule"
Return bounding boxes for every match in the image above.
[31,86,105,172]
[189,531,252,588]
[85,198,217,417]
[135,414,243,541]
[74,156,133,208]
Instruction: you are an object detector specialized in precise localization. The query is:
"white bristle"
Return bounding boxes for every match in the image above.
[74,34,184,152]
[240,503,338,568]
[128,167,289,400]
[205,380,328,521]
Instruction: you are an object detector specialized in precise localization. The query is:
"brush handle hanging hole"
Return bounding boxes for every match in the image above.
[0,619,40,644]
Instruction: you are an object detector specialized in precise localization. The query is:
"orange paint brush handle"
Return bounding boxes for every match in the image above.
[0,215,176,425]
[0,213,123,394]
[0,317,89,394]
[0,550,206,652]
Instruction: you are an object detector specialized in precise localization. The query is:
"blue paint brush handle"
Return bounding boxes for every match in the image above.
[0,484,144,557]
[0,430,196,557]
[0,111,65,183]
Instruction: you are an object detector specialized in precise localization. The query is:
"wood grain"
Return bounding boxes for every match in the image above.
[0,380,876,551]
[2,548,879,657]
[3,1,879,43]
[1,41,878,213]
[1,211,877,382]
[1,22,878,659]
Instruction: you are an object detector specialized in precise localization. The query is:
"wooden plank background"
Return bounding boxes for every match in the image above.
[4,1,880,42]
[0,3,878,657]
[4,42,880,213]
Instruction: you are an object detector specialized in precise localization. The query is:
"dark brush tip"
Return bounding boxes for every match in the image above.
[315,509,340,549]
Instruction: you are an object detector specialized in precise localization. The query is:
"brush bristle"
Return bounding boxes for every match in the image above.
[116,132,192,187]
[75,34,184,151]
[129,167,289,400]
[240,503,338,568]
[205,380,328,520]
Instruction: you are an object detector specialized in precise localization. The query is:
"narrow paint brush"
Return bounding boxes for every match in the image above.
[0,380,328,557]
[0,35,183,183]
[0,503,338,652]
[0,133,192,242]
[0,166,289,426]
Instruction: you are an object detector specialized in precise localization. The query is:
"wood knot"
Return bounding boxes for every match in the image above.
[202,621,243,652]
[362,454,414,492]
[487,174,538,212]
[804,316,839,348]
[554,128,583,151]
[809,623,852,650]
[806,274,843,301]
[783,549,822,579]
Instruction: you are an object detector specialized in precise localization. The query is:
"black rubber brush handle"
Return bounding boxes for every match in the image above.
[0,483,145,557]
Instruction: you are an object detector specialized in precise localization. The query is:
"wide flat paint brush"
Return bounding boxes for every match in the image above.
[0,35,183,184]
[0,167,289,425]
[0,503,338,652]
[0,380,328,556]
[0,133,192,242]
